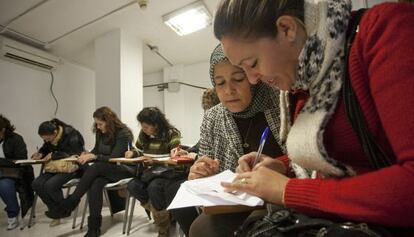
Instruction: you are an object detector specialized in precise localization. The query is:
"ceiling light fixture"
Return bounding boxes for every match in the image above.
[162,1,212,36]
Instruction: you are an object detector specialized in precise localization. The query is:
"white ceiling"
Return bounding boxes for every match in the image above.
[0,0,391,74]
[0,0,221,74]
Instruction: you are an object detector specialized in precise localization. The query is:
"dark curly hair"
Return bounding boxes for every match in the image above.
[93,106,131,145]
[202,88,220,111]
[137,107,180,144]
[0,114,16,135]
[38,118,68,136]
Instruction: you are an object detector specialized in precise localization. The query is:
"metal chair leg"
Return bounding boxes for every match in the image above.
[122,192,130,234]
[72,202,79,229]
[28,194,38,228]
[80,194,88,229]
[127,198,136,235]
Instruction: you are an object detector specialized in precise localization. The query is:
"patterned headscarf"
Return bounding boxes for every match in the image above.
[199,45,285,171]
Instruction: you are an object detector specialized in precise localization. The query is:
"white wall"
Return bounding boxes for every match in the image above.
[143,71,164,111]
[161,61,212,145]
[0,59,96,156]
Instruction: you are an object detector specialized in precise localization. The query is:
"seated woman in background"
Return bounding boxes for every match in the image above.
[31,118,84,227]
[179,44,285,237]
[167,88,220,236]
[126,107,181,237]
[47,106,134,237]
[0,114,33,230]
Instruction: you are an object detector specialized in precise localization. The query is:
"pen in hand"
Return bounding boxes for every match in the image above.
[252,127,270,168]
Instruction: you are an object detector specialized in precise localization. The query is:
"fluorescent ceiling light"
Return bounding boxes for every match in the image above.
[163,1,212,36]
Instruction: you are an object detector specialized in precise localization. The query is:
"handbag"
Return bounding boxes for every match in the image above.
[141,165,187,184]
[235,9,397,237]
[44,155,79,173]
[235,205,393,237]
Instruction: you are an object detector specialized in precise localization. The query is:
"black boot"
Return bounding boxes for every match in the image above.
[84,215,101,237]
[46,196,80,219]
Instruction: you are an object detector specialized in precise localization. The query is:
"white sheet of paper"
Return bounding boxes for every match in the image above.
[14,159,43,164]
[143,153,170,158]
[167,170,263,210]
[109,157,144,162]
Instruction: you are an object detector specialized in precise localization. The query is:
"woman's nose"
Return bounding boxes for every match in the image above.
[244,67,261,84]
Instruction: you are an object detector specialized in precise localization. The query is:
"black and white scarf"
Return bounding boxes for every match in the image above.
[200,45,285,171]
[283,0,354,178]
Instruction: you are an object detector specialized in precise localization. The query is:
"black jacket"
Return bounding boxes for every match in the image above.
[0,131,34,217]
[91,127,132,162]
[39,125,85,160]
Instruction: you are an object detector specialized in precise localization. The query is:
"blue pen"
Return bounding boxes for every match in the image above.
[252,127,270,168]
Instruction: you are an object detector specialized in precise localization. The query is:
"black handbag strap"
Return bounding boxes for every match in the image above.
[342,8,392,169]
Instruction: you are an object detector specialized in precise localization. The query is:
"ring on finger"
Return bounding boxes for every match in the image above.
[240,178,247,185]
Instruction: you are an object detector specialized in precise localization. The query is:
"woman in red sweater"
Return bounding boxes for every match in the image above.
[214,0,414,230]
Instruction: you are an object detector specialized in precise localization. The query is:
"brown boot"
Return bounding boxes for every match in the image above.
[140,201,152,212]
[151,208,170,237]
[140,201,152,220]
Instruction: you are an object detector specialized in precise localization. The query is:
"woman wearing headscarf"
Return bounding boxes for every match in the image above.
[179,45,286,237]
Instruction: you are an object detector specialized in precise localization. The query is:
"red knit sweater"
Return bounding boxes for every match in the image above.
[281,3,414,228]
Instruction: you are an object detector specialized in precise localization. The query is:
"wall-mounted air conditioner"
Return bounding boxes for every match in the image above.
[0,36,60,71]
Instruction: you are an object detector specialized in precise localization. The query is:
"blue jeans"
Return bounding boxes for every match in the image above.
[0,178,19,218]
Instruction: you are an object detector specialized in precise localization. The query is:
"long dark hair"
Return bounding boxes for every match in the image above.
[0,114,16,136]
[93,106,130,145]
[38,118,68,136]
[137,107,180,144]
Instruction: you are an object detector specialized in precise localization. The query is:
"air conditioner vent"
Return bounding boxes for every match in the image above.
[4,52,54,70]
[0,36,60,71]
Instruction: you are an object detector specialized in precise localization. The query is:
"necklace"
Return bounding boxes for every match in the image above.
[242,118,254,149]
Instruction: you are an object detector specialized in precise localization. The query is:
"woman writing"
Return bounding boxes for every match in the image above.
[47,106,134,237]
[126,107,182,237]
[214,0,414,232]
[31,118,84,227]
[185,44,285,237]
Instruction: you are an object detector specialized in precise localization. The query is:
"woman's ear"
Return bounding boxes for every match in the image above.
[275,15,299,42]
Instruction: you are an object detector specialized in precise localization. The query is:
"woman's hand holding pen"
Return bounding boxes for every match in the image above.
[125,151,134,158]
[236,152,287,174]
[188,156,220,180]
[31,152,43,160]
[78,153,96,165]
[170,146,188,157]
[222,166,289,205]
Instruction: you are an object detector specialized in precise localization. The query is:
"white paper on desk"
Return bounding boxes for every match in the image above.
[143,153,170,159]
[14,160,43,164]
[167,170,263,210]
[109,157,144,162]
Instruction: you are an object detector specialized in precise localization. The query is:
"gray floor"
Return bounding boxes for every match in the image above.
[0,198,182,237]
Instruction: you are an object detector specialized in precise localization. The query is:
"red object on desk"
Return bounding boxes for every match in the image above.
[170,156,194,164]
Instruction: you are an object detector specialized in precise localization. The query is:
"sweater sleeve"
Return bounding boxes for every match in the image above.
[284,3,414,227]
[167,130,181,151]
